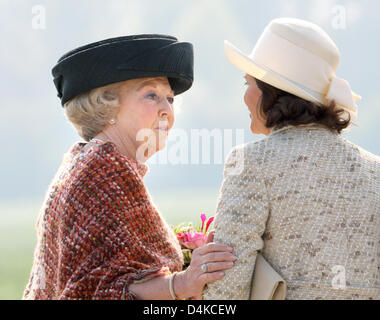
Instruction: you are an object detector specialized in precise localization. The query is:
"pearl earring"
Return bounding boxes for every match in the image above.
[109,118,116,125]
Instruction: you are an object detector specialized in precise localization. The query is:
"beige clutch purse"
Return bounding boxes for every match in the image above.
[250,254,287,300]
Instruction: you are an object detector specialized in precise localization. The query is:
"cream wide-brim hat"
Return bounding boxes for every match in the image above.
[224,18,361,124]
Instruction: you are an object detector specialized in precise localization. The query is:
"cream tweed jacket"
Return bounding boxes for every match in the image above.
[203,124,380,300]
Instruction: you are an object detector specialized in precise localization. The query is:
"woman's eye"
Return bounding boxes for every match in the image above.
[167,97,174,104]
[244,81,248,86]
[147,93,158,100]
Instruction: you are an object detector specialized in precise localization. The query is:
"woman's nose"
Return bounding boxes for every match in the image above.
[159,99,174,118]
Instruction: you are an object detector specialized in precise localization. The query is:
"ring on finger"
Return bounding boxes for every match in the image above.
[201,263,208,273]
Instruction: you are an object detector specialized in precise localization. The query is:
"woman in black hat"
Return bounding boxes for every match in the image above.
[23,35,236,300]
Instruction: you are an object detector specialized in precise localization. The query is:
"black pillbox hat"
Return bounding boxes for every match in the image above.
[52,34,194,106]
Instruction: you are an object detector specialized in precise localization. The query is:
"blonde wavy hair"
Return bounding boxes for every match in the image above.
[63,81,125,141]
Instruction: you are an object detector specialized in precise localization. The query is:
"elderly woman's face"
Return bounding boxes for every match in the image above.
[116,76,175,159]
[244,74,271,136]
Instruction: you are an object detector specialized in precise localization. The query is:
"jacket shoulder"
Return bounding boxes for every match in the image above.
[225,137,269,172]
[339,136,380,167]
[229,135,275,161]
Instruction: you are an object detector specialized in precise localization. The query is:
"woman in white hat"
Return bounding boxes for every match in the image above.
[203,18,380,300]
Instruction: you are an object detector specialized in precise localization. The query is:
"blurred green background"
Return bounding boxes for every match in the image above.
[0,188,219,299]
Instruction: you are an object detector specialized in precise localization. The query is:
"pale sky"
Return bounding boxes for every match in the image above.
[0,0,379,201]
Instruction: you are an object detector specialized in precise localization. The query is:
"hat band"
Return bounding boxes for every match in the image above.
[250,29,334,95]
[251,54,358,122]
[326,76,358,121]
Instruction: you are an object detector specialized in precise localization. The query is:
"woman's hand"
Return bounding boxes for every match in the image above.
[177,236,237,300]
[206,230,215,243]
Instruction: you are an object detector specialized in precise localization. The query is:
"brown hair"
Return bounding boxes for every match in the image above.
[255,78,351,134]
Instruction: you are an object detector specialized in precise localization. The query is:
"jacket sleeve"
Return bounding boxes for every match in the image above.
[57,170,171,300]
[203,145,270,300]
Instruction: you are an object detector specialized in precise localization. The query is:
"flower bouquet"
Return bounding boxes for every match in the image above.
[171,213,214,269]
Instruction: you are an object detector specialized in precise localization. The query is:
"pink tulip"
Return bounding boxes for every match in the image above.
[173,213,215,251]
[176,232,185,242]
[180,232,207,250]
[200,213,207,233]
[205,217,214,233]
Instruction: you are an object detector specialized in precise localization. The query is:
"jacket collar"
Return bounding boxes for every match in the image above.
[269,123,333,137]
